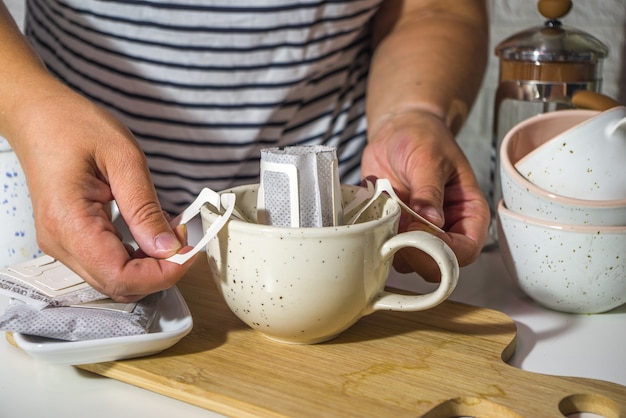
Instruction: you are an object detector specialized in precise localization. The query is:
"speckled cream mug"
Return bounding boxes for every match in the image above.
[0,137,41,268]
[201,184,459,344]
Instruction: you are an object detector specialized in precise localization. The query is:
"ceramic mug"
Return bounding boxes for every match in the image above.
[201,184,459,344]
[0,137,41,268]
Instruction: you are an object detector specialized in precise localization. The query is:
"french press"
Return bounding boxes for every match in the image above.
[489,0,610,239]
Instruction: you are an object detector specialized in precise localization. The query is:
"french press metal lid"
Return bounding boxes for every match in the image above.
[495,0,608,110]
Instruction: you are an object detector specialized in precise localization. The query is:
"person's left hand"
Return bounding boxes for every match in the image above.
[361,109,490,281]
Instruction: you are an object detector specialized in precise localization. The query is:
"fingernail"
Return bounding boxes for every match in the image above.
[174,224,188,245]
[420,205,444,226]
[155,232,182,255]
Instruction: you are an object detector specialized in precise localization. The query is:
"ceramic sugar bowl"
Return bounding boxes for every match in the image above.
[499,110,626,226]
[515,106,626,201]
[0,136,40,268]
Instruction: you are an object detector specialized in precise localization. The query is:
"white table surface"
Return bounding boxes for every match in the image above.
[1,229,625,418]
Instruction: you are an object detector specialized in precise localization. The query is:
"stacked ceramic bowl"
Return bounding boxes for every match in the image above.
[497,107,626,314]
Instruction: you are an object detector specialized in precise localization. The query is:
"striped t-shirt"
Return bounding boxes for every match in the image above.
[24,0,381,212]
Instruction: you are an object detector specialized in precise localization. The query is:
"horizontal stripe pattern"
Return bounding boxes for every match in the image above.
[25,0,380,212]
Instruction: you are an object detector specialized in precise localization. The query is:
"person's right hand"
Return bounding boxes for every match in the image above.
[361,110,490,282]
[6,78,194,302]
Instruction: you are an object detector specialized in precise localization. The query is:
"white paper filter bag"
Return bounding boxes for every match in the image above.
[258,145,343,228]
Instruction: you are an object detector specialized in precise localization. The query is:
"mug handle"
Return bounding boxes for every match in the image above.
[367,231,459,313]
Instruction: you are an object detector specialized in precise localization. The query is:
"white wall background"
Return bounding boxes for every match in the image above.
[4,0,625,196]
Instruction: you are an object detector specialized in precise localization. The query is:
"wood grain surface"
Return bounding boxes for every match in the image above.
[77,258,626,417]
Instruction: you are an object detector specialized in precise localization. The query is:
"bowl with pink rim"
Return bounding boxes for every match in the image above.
[499,109,626,226]
[515,106,626,201]
[497,199,626,314]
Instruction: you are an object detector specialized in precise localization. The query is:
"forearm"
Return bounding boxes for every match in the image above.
[367,0,488,137]
[0,2,64,145]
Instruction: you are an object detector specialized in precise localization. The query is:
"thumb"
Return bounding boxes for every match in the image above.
[119,190,182,258]
[407,173,446,228]
[108,156,182,258]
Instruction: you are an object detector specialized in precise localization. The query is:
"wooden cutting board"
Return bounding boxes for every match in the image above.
[78,259,625,417]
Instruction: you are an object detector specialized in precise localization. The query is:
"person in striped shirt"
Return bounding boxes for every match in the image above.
[0,0,489,301]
